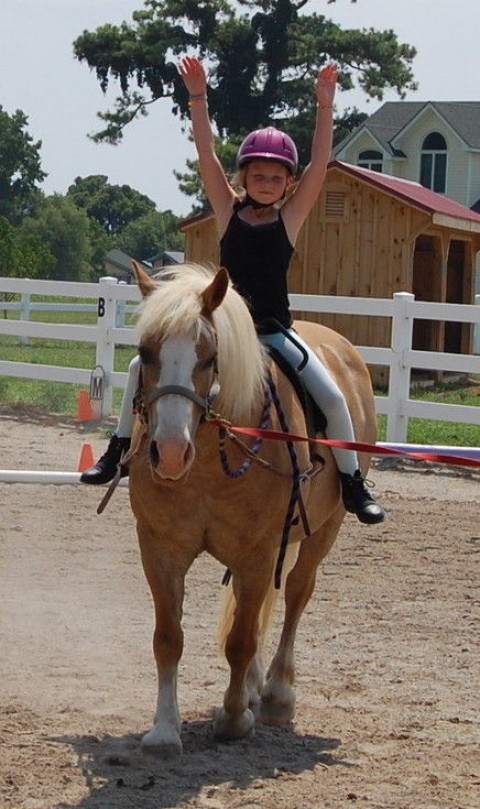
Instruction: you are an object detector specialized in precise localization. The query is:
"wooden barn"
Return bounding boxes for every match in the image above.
[181,161,480,385]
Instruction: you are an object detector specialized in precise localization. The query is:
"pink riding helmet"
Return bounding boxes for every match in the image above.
[237,127,298,174]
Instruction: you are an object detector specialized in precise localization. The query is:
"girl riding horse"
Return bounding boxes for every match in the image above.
[81,56,384,526]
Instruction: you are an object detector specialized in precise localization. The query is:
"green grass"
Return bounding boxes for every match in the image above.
[376,413,480,446]
[1,294,100,324]
[0,294,136,414]
[1,300,479,447]
[0,336,134,415]
[375,378,480,445]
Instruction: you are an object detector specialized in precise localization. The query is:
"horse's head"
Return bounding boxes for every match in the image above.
[132,261,229,481]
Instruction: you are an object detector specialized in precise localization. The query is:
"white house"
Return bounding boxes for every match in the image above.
[334,102,480,208]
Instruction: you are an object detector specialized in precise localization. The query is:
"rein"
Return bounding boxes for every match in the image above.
[217,384,272,478]
[209,373,310,590]
[266,375,304,589]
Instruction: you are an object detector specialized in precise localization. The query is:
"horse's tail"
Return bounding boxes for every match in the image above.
[217,543,301,655]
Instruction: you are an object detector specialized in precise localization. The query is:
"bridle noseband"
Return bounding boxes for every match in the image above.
[144,384,215,412]
[136,380,221,424]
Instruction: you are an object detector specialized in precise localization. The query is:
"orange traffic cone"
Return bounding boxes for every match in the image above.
[77,443,95,473]
[76,389,96,422]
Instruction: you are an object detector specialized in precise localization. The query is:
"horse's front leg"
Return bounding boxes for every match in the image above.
[260,512,344,726]
[139,538,186,758]
[214,561,272,741]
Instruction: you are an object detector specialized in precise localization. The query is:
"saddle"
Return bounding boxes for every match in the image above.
[267,346,327,440]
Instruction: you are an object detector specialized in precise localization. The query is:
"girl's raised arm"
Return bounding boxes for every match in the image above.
[282,64,338,245]
[178,57,236,233]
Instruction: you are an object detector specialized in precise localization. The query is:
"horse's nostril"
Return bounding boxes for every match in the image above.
[150,441,159,465]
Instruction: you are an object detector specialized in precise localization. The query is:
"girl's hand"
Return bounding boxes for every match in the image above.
[178,56,208,97]
[316,63,338,108]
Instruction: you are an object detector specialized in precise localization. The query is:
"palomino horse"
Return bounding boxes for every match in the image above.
[128,261,377,757]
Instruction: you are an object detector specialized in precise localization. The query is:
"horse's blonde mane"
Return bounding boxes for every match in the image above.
[136,263,269,423]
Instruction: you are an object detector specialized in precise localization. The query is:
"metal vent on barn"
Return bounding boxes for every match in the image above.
[325,190,348,220]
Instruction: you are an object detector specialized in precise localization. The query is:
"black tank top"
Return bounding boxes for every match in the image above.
[219,205,294,331]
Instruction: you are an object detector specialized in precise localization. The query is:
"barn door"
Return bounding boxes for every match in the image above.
[412,234,443,351]
[445,239,472,354]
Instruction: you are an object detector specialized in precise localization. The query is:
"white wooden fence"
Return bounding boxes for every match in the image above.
[1,275,479,444]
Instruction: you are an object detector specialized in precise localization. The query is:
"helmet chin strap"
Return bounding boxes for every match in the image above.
[238,194,276,210]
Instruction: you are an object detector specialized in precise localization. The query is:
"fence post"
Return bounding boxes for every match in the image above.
[386,292,414,443]
[96,276,119,418]
[474,294,480,355]
[20,290,31,345]
[116,281,127,328]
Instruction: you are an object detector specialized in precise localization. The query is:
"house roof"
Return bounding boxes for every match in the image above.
[105,248,134,272]
[104,248,150,274]
[335,101,480,156]
[147,250,185,264]
[332,161,480,230]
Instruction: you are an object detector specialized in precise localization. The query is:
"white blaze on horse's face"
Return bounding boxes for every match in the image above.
[150,333,199,480]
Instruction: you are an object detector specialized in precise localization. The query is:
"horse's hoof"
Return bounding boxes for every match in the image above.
[213,707,255,741]
[258,686,296,726]
[141,727,183,759]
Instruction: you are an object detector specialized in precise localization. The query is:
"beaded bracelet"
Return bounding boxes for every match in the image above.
[318,104,333,110]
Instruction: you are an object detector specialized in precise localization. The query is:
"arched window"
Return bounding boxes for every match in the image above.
[420,132,447,193]
[358,149,383,173]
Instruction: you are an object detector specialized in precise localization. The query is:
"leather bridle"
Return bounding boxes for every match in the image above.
[135,377,221,425]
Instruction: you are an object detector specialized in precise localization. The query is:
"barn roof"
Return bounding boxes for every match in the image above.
[332,161,480,232]
[180,209,214,230]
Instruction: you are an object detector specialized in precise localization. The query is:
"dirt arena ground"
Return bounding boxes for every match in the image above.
[0,412,479,809]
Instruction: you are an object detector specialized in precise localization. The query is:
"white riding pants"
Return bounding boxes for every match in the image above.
[116,355,141,438]
[259,329,359,475]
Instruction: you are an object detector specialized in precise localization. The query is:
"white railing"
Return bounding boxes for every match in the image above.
[1,276,479,443]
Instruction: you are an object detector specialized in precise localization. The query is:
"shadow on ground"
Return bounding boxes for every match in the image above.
[55,717,353,809]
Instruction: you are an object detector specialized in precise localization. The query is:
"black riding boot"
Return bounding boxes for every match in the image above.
[339,470,385,524]
[80,435,131,485]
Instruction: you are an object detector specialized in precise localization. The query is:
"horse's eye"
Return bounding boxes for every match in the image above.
[197,353,217,372]
[139,346,155,365]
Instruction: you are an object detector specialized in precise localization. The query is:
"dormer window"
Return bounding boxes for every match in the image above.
[357,150,383,172]
[420,132,447,193]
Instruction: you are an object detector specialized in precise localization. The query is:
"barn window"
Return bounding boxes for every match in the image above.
[420,132,447,193]
[325,190,348,220]
[358,150,383,172]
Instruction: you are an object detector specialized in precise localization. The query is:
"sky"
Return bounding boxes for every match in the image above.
[1,0,479,217]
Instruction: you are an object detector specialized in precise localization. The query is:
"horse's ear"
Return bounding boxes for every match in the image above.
[201,267,230,316]
[132,259,157,298]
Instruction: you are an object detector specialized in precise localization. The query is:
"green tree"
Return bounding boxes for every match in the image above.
[66,175,157,235]
[116,209,184,260]
[19,196,94,281]
[0,217,53,281]
[0,106,46,223]
[174,135,242,214]
[73,0,416,158]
